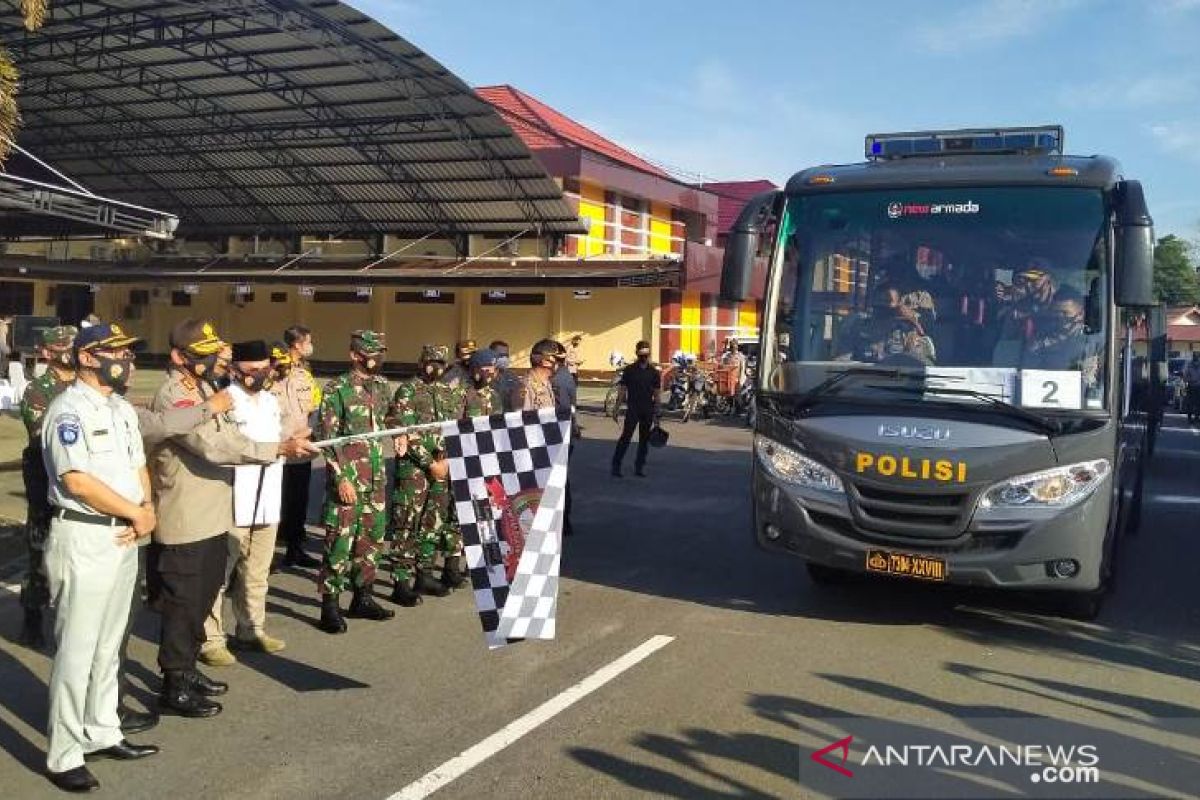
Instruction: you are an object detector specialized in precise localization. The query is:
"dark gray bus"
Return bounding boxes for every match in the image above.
[721,127,1159,619]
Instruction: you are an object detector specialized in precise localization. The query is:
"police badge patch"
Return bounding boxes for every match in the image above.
[57,414,82,446]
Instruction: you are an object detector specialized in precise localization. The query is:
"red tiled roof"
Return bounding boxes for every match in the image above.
[475,85,670,179]
[699,179,780,235]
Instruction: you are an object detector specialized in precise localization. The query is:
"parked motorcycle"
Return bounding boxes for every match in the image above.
[681,367,713,423]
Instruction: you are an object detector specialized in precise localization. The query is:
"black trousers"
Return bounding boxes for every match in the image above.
[612,410,653,470]
[118,546,148,704]
[279,461,312,551]
[149,535,229,674]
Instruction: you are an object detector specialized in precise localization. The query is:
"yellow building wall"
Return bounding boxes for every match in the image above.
[578,182,607,257]
[680,291,702,354]
[738,301,759,339]
[648,202,673,255]
[8,279,664,373]
[383,291,461,363]
[554,287,659,370]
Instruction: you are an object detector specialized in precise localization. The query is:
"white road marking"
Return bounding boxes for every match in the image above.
[387,634,675,800]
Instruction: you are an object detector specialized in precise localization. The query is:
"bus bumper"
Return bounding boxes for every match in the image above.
[753,471,1113,592]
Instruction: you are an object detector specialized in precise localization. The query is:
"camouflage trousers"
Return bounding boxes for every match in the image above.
[318,476,387,596]
[388,461,462,582]
[21,448,51,612]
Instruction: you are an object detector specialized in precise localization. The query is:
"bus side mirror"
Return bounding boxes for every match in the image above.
[1113,180,1155,308]
[721,190,780,303]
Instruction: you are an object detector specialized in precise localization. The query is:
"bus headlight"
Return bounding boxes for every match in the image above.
[979,459,1110,509]
[754,435,844,493]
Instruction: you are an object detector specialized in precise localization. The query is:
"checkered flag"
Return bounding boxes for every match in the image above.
[443,407,573,649]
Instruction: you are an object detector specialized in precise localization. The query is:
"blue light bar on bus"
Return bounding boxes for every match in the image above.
[865,126,1064,160]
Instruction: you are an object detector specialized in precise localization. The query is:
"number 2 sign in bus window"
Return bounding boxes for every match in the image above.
[1020,370,1083,409]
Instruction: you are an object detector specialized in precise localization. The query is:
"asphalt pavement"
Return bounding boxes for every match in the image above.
[2,410,1200,798]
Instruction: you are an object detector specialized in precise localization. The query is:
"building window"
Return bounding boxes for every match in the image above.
[395,291,455,304]
[0,281,33,315]
[171,291,192,307]
[313,290,369,304]
[270,292,287,303]
[480,292,545,306]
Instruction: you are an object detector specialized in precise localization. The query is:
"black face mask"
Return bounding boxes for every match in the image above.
[52,350,75,370]
[237,368,273,394]
[185,352,229,389]
[637,353,650,363]
[95,355,133,391]
[356,355,383,375]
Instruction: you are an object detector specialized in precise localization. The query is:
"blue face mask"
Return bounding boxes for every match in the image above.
[494,355,511,369]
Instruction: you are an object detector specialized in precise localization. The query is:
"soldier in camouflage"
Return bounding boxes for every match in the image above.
[387,344,462,603]
[441,339,477,389]
[460,348,501,419]
[17,325,77,647]
[314,330,395,633]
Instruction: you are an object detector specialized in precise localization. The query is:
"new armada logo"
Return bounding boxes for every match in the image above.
[878,423,951,441]
[887,200,980,219]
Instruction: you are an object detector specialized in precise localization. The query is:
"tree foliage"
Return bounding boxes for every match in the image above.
[0,1,50,163]
[1153,234,1200,306]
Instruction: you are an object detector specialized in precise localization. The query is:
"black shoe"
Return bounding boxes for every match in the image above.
[347,589,395,620]
[441,557,467,591]
[118,708,159,735]
[611,466,623,478]
[19,608,46,649]
[319,594,348,633]
[188,670,228,697]
[46,766,99,793]
[158,673,222,719]
[85,739,159,761]
[414,570,449,597]
[635,466,647,477]
[390,580,423,607]
[285,548,321,569]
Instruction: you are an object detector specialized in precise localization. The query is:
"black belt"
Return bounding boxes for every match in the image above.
[54,508,130,527]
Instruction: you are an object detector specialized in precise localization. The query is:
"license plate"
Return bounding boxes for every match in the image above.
[865,549,947,582]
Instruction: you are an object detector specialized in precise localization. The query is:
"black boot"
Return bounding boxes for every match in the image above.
[159,671,222,718]
[415,569,449,597]
[319,594,348,634]
[390,579,423,607]
[347,588,395,620]
[441,557,467,591]
[188,670,228,697]
[19,607,46,649]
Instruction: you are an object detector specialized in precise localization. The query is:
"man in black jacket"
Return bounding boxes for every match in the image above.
[611,340,661,478]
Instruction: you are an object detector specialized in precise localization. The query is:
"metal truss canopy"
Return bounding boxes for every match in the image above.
[2,0,586,238]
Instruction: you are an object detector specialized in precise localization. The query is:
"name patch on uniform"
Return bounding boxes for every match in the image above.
[57,414,82,446]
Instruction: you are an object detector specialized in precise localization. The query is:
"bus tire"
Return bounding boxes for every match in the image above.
[805,562,856,586]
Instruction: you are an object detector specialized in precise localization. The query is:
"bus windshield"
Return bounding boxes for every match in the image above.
[764,187,1109,413]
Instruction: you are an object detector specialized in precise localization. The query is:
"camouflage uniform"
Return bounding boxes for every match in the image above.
[315,335,391,596]
[442,339,477,389]
[18,326,76,629]
[461,383,500,419]
[387,345,463,582]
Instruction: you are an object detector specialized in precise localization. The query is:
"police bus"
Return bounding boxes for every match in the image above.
[721,127,1158,618]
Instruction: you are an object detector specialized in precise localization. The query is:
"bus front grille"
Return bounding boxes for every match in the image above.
[848,481,972,539]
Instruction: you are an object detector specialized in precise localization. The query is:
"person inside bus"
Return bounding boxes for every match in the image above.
[835,283,936,365]
[1025,285,1103,389]
[990,260,1058,366]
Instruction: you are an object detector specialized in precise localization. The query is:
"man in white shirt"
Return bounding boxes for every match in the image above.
[200,340,288,666]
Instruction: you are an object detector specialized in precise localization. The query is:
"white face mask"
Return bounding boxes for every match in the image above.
[301,342,314,358]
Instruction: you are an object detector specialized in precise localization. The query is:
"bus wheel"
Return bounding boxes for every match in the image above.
[805,562,856,585]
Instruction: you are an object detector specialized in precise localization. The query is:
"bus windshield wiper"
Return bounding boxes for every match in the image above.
[791,366,911,411]
[865,383,1062,435]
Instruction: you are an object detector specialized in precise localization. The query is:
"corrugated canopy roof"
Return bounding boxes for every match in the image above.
[1,1,586,237]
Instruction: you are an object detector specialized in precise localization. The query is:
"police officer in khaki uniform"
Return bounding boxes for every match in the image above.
[42,322,159,793]
[148,320,312,719]
[518,339,560,411]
